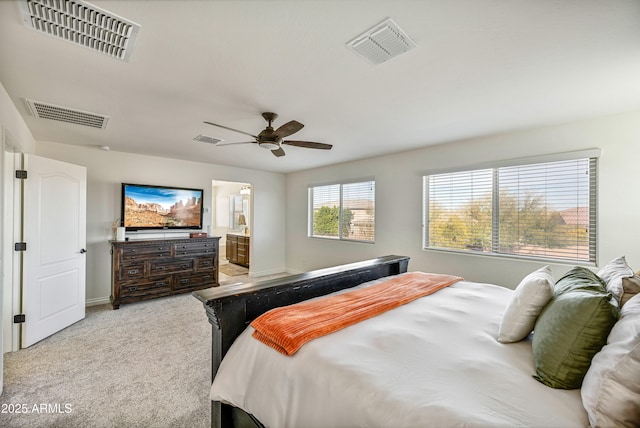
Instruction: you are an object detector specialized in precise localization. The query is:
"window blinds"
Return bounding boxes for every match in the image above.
[425,157,597,263]
[342,181,375,241]
[311,184,341,238]
[310,181,375,242]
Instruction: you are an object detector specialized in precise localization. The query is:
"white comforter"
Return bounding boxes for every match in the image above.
[211,276,589,428]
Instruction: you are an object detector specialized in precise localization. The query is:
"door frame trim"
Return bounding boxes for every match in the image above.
[2,142,22,353]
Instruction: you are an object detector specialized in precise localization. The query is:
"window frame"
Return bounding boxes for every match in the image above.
[308,178,376,243]
[422,149,599,265]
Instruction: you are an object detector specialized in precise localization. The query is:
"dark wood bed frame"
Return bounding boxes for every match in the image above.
[193,255,410,428]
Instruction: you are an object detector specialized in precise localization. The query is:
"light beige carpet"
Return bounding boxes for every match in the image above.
[1,293,212,428]
[219,263,249,276]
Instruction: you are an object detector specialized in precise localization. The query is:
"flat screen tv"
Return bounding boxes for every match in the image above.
[121,183,204,231]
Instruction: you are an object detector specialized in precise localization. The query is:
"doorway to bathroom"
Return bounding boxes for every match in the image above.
[211,180,252,282]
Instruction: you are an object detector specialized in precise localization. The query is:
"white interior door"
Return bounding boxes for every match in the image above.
[22,154,86,348]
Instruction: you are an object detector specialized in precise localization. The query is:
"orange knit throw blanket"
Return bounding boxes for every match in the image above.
[250,271,463,356]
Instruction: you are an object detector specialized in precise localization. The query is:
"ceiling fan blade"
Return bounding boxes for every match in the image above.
[273,120,304,139]
[215,141,256,146]
[282,140,333,150]
[271,147,286,157]
[203,121,258,139]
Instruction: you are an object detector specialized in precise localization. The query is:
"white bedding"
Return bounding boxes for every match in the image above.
[211,275,589,428]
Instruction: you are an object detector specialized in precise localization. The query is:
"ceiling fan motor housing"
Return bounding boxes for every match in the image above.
[258,127,281,150]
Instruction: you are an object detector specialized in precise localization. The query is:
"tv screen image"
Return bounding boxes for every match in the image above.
[122,183,204,230]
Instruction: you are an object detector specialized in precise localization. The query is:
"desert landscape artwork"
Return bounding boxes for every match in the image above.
[123,185,202,228]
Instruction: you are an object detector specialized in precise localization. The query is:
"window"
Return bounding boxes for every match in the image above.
[309,180,375,242]
[424,154,597,263]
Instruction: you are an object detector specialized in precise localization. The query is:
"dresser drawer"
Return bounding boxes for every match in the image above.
[118,263,145,281]
[120,276,172,298]
[149,259,193,276]
[121,244,172,261]
[173,241,217,257]
[196,256,215,271]
[173,272,215,290]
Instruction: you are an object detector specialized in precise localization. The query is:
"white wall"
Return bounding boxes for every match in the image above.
[35,142,286,304]
[285,110,640,289]
[0,83,35,155]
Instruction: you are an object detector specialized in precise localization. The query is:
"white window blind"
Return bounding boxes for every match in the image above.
[311,184,340,239]
[424,156,597,263]
[309,180,375,242]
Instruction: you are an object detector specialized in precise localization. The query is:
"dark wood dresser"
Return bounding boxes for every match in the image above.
[110,236,220,309]
[226,233,250,267]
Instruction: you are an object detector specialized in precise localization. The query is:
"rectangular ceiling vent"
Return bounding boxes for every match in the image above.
[193,134,223,145]
[18,0,140,61]
[347,18,416,65]
[25,99,109,129]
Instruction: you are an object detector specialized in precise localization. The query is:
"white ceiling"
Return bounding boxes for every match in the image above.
[1,0,640,174]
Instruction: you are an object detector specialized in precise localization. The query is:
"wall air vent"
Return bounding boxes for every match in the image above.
[25,99,109,129]
[18,0,140,61]
[193,134,223,145]
[347,18,416,65]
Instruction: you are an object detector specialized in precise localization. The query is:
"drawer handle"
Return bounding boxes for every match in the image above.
[158,266,165,270]
[128,286,138,292]
[155,282,167,287]
[180,279,189,284]
[127,269,139,275]
[203,275,211,279]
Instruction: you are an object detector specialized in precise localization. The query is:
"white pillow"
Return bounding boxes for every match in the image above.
[597,256,635,304]
[581,293,640,427]
[497,266,554,343]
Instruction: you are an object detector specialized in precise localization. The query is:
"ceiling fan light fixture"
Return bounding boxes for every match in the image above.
[259,141,280,150]
[258,132,281,150]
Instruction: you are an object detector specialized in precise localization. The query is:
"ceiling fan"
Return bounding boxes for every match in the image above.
[204,112,332,157]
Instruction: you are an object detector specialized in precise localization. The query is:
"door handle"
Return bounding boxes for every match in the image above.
[79,248,87,254]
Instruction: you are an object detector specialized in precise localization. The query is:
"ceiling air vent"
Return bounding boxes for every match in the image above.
[193,134,223,145]
[25,99,109,129]
[18,0,140,61]
[347,18,416,65]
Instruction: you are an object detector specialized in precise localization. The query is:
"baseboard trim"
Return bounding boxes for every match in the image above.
[85,297,110,307]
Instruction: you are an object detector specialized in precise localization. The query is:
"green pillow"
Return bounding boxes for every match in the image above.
[554,266,608,296]
[532,267,619,389]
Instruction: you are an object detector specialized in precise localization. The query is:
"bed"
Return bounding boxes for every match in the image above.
[194,255,640,428]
